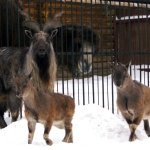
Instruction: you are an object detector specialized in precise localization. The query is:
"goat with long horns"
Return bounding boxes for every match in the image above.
[0,6,63,128]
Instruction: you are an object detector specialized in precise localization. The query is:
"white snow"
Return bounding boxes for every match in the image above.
[0,64,150,149]
[116,15,150,20]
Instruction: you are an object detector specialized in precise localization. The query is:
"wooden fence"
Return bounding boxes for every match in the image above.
[114,16,150,65]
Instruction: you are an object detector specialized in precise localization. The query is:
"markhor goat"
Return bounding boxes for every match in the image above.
[109,61,150,141]
[13,73,75,145]
[0,8,62,127]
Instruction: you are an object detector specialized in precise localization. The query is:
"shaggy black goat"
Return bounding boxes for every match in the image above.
[0,7,62,128]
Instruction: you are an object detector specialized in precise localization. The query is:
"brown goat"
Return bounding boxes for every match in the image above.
[13,74,75,145]
[109,61,150,141]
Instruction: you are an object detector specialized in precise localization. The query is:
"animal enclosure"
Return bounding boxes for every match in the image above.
[0,0,150,113]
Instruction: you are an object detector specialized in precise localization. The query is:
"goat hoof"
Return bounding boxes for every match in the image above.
[62,139,67,143]
[129,134,137,142]
[68,140,73,143]
[46,139,53,146]
[62,139,73,143]
[145,131,150,137]
[28,139,32,144]
[67,138,73,143]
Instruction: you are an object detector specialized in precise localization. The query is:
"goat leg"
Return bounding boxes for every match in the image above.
[28,121,36,144]
[129,124,138,141]
[67,132,73,143]
[143,119,150,136]
[63,121,73,143]
[43,122,53,146]
[11,111,19,122]
[19,101,23,119]
[125,116,142,141]
[8,92,22,122]
[0,115,7,128]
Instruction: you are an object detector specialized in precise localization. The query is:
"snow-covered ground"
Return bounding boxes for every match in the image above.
[0,64,150,149]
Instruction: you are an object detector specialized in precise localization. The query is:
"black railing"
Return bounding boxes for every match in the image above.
[0,0,150,114]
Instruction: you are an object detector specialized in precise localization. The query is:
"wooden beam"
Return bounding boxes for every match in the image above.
[22,0,150,9]
[62,0,150,9]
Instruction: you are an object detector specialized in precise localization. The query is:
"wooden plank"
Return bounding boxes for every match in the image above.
[57,17,113,22]
[93,55,113,63]
[42,9,115,17]
[97,29,113,35]
[50,3,98,9]
[42,13,104,23]
[61,22,113,29]
[43,13,114,20]
[59,10,115,16]
[93,62,109,69]
[22,1,38,7]
[24,8,39,14]
[60,21,112,27]
[92,23,113,29]
[22,0,149,9]
[96,49,114,55]
[62,0,149,9]
[102,44,114,49]
[102,38,114,43]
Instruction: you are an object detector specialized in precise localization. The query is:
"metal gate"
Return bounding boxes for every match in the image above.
[0,0,150,113]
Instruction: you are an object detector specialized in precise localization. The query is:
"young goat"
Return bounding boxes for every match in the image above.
[13,74,75,145]
[109,61,150,141]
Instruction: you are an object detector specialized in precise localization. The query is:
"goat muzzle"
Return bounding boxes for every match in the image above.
[16,91,22,98]
[38,48,46,58]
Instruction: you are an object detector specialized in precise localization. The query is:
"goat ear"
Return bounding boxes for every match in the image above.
[108,62,114,69]
[25,30,34,39]
[126,61,131,69]
[50,29,58,39]
[28,72,33,80]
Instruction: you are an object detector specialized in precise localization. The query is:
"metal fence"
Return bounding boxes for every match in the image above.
[0,0,150,113]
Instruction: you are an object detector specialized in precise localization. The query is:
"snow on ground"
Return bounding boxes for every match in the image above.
[0,64,150,149]
[0,104,150,150]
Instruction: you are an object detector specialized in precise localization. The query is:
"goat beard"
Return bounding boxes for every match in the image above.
[35,54,50,84]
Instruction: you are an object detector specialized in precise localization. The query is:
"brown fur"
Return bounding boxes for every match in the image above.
[109,62,150,141]
[13,74,75,145]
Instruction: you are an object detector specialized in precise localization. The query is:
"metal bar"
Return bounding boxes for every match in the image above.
[6,0,9,46]
[71,0,75,101]
[146,4,149,86]
[113,15,118,62]
[90,0,95,104]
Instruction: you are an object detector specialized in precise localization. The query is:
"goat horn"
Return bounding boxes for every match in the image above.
[18,9,30,21]
[43,20,62,32]
[53,11,64,19]
[43,11,63,32]
[22,20,40,32]
[19,10,40,32]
